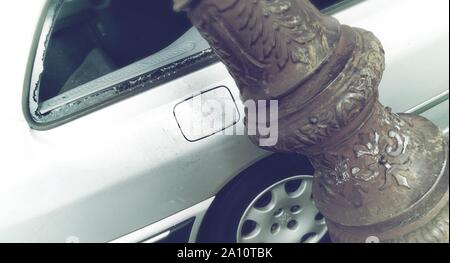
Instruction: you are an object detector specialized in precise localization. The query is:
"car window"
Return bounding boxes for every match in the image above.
[25,0,215,129]
[312,0,347,10]
[24,0,349,130]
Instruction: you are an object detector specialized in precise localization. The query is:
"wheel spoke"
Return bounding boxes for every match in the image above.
[240,224,263,243]
[292,180,312,203]
[316,217,326,226]
[246,206,271,222]
[271,184,289,203]
[241,234,263,243]
[299,232,319,243]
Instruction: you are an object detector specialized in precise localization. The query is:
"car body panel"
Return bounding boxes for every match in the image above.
[0,0,448,242]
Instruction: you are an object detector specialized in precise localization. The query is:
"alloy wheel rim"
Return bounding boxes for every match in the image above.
[237,175,327,243]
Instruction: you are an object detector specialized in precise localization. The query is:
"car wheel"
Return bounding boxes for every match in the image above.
[197,154,327,243]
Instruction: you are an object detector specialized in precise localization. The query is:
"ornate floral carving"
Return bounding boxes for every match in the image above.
[292,66,379,149]
[294,110,339,147]
[337,68,377,126]
[290,30,384,149]
[212,0,320,68]
[190,0,332,92]
[312,153,367,208]
[312,107,414,208]
[353,129,412,190]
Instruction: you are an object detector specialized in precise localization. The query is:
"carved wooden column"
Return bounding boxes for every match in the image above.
[174,0,449,242]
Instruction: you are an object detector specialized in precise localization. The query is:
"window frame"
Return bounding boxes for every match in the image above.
[23,0,218,130]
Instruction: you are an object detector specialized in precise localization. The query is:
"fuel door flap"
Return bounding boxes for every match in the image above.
[174,86,240,142]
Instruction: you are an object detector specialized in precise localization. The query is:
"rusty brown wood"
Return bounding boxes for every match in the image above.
[174,0,449,242]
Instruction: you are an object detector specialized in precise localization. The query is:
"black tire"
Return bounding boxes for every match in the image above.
[197,153,316,243]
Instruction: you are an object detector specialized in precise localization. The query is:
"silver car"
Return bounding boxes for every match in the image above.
[0,0,448,243]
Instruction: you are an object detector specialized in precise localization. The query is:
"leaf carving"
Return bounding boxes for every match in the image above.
[215,0,318,70]
[393,173,411,189]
